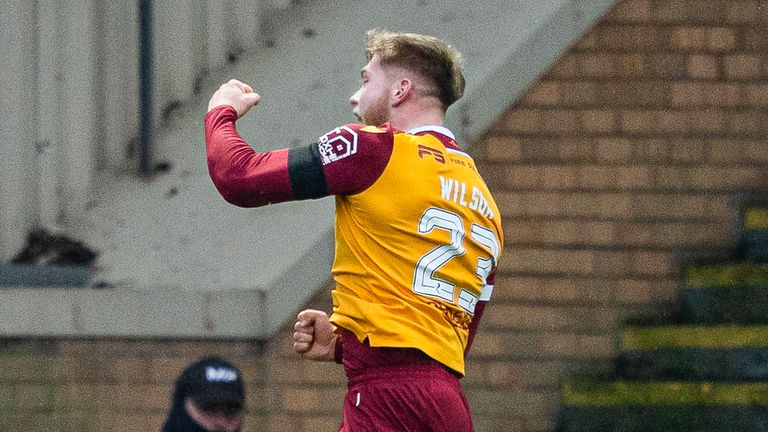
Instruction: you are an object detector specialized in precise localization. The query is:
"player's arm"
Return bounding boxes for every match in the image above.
[205,80,393,207]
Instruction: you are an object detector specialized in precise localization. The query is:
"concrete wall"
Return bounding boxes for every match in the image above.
[0,0,287,259]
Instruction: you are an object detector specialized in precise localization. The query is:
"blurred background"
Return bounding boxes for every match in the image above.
[1,0,767,430]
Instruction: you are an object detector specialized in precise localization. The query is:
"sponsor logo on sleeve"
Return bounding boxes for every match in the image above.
[318,126,358,165]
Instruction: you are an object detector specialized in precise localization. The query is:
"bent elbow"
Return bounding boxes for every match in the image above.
[208,165,248,207]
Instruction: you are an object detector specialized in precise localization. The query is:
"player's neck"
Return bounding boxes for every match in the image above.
[389,105,445,132]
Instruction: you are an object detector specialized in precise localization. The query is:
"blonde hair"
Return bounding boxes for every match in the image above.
[365,29,465,110]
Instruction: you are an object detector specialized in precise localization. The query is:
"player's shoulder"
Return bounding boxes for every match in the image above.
[317,123,395,141]
[315,123,395,165]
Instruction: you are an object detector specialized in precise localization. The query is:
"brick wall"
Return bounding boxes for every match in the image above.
[1,0,766,431]
[466,0,768,430]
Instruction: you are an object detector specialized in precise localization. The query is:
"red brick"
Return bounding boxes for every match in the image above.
[687,55,720,79]
[631,193,729,219]
[595,25,661,51]
[578,335,613,357]
[539,278,581,302]
[658,110,691,133]
[557,138,594,161]
[743,140,768,162]
[745,27,768,50]
[746,84,768,107]
[670,27,706,49]
[522,82,560,106]
[706,27,737,51]
[671,82,704,106]
[616,53,647,78]
[580,110,617,133]
[708,83,742,107]
[300,415,342,431]
[108,357,150,383]
[669,139,708,163]
[673,82,741,107]
[728,111,763,133]
[614,222,655,247]
[579,166,617,190]
[281,387,323,413]
[648,54,688,78]
[520,138,561,161]
[654,0,726,23]
[502,248,594,275]
[545,54,578,78]
[574,29,599,50]
[606,0,652,22]
[614,279,660,304]
[540,220,615,246]
[543,110,579,134]
[506,220,544,244]
[725,54,762,80]
[470,333,506,356]
[505,165,541,189]
[633,138,668,162]
[483,136,522,162]
[559,82,598,106]
[709,138,747,162]
[690,108,727,134]
[578,53,615,78]
[541,166,578,190]
[621,110,656,133]
[493,275,542,301]
[596,138,633,162]
[655,167,697,189]
[726,0,760,23]
[631,251,675,275]
[502,109,542,133]
[149,356,198,384]
[693,166,763,189]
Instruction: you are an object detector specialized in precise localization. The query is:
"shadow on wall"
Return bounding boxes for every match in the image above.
[0,229,98,287]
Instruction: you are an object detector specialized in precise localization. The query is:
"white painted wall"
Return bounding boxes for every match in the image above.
[0,0,289,258]
[0,0,619,338]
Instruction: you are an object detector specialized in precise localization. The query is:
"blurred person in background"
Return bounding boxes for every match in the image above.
[162,356,245,432]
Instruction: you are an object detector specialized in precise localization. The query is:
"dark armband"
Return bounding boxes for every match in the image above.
[287,144,329,199]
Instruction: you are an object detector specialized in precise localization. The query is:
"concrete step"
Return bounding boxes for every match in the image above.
[560,381,768,431]
[681,263,768,323]
[743,205,768,262]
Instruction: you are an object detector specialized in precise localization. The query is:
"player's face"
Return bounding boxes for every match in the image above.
[349,55,393,126]
[185,397,243,432]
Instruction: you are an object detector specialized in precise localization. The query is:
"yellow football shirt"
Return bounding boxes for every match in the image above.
[328,125,503,375]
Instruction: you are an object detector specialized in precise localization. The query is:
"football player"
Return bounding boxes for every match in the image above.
[205,29,503,431]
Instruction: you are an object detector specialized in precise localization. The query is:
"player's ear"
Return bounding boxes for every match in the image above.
[391,78,412,107]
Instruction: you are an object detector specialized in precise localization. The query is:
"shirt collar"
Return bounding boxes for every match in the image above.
[406,125,456,140]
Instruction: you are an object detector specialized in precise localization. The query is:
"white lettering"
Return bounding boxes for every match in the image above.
[469,187,480,210]
[205,367,238,382]
[439,177,494,220]
[459,182,467,206]
[440,176,452,200]
[452,179,460,203]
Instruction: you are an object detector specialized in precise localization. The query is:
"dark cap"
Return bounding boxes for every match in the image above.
[179,356,244,407]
